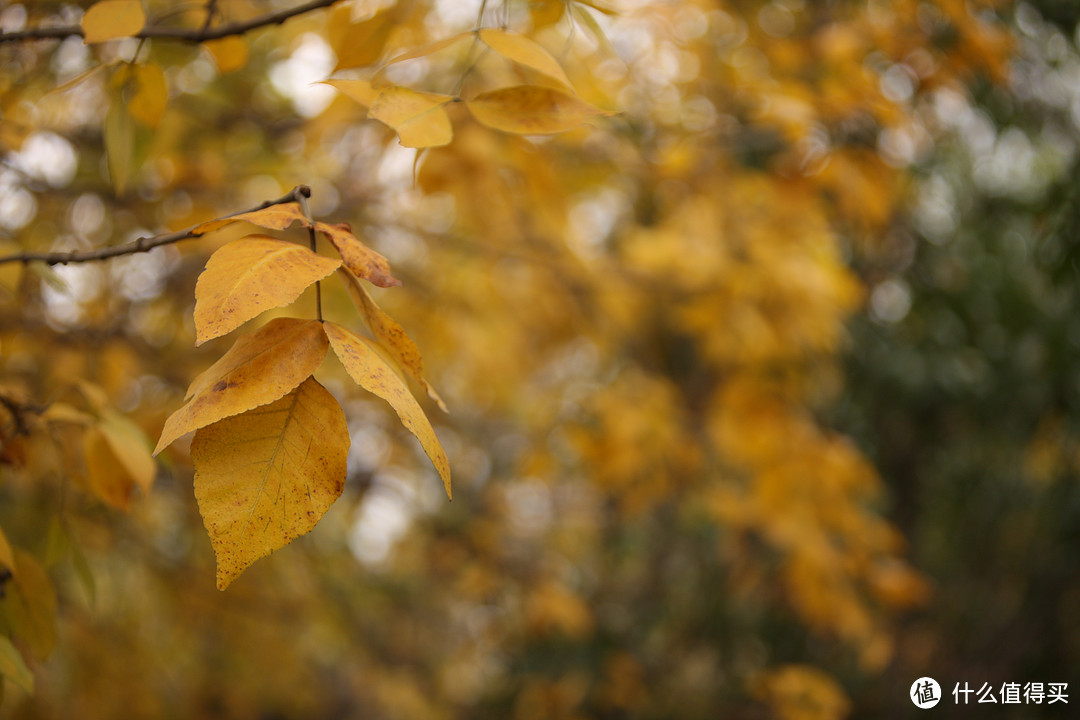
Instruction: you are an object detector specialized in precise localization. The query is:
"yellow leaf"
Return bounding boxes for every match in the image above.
[98,409,155,492]
[369,87,453,148]
[193,235,341,346]
[204,36,249,74]
[156,318,329,454]
[0,636,33,695]
[479,29,572,88]
[81,0,146,44]
[4,549,58,662]
[328,6,393,71]
[339,269,446,412]
[323,79,381,109]
[104,95,135,193]
[191,202,309,236]
[0,524,13,574]
[467,85,609,134]
[324,321,451,499]
[191,377,349,590]
[83,426,138,509]
[380,32,472,68]
[41,402,95,425]
[125,63,167,128]
[318,222,399,288]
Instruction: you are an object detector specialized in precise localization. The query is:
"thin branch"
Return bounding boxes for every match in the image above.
[0,185,312,266]
[0,0,341,45]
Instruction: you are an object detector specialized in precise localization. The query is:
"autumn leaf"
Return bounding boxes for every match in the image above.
[324,321,451,499]
[81,0,145,44]
[104,95,136,193]
[204,36,249,74]
[191,377,349,590]
[478,29,573,88]
[83,426,140,509]
[466,85,610,134]
[156,318,329,454]
[193,235,340,345]
[318,222,400,288]
[323,79,381,109]
[328,6,394,71]
[378,32,472,69]
[0,635,34,695]
[2,549,57,662]
[339,269,446,411]
[369,87,454,148]
[191,202,310,236]
[97,409,155,492]
[124,63,168,128]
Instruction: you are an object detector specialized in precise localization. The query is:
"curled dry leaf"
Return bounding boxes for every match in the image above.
[318,223,400,288]
[156,318,329,454]
[338,268,446,411]
[191,377,349,590]
[193,235,340,345]
[324,321,451,499]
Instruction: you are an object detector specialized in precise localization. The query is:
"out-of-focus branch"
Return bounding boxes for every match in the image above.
[0,0,340,45]
[0,185,311,266]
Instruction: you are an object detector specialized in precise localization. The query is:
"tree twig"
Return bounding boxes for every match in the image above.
[0,0,341,45]
[0,185,312,266]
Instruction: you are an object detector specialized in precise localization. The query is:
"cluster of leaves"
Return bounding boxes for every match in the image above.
[0,0,1023,717]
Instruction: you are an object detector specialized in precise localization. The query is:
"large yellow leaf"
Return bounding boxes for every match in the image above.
[466,85,609,134]
[191,202,309,237]
[339,269,446,412]
[191,377,349,590]
[479,29,572,88]
[318,222,399,288]
[81,0,145,44]
[369,87,453,148]
[193,235,341,346]
[156,318,329,454]
[324,321,451,499]
[3,549,57,662]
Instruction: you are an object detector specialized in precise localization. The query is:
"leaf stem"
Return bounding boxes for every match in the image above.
[296,190,324,322]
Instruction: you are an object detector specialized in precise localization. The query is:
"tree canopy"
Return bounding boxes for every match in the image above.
[1,0,1075,718]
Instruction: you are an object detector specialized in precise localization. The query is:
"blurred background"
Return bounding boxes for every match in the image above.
[1,0,1079,717]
